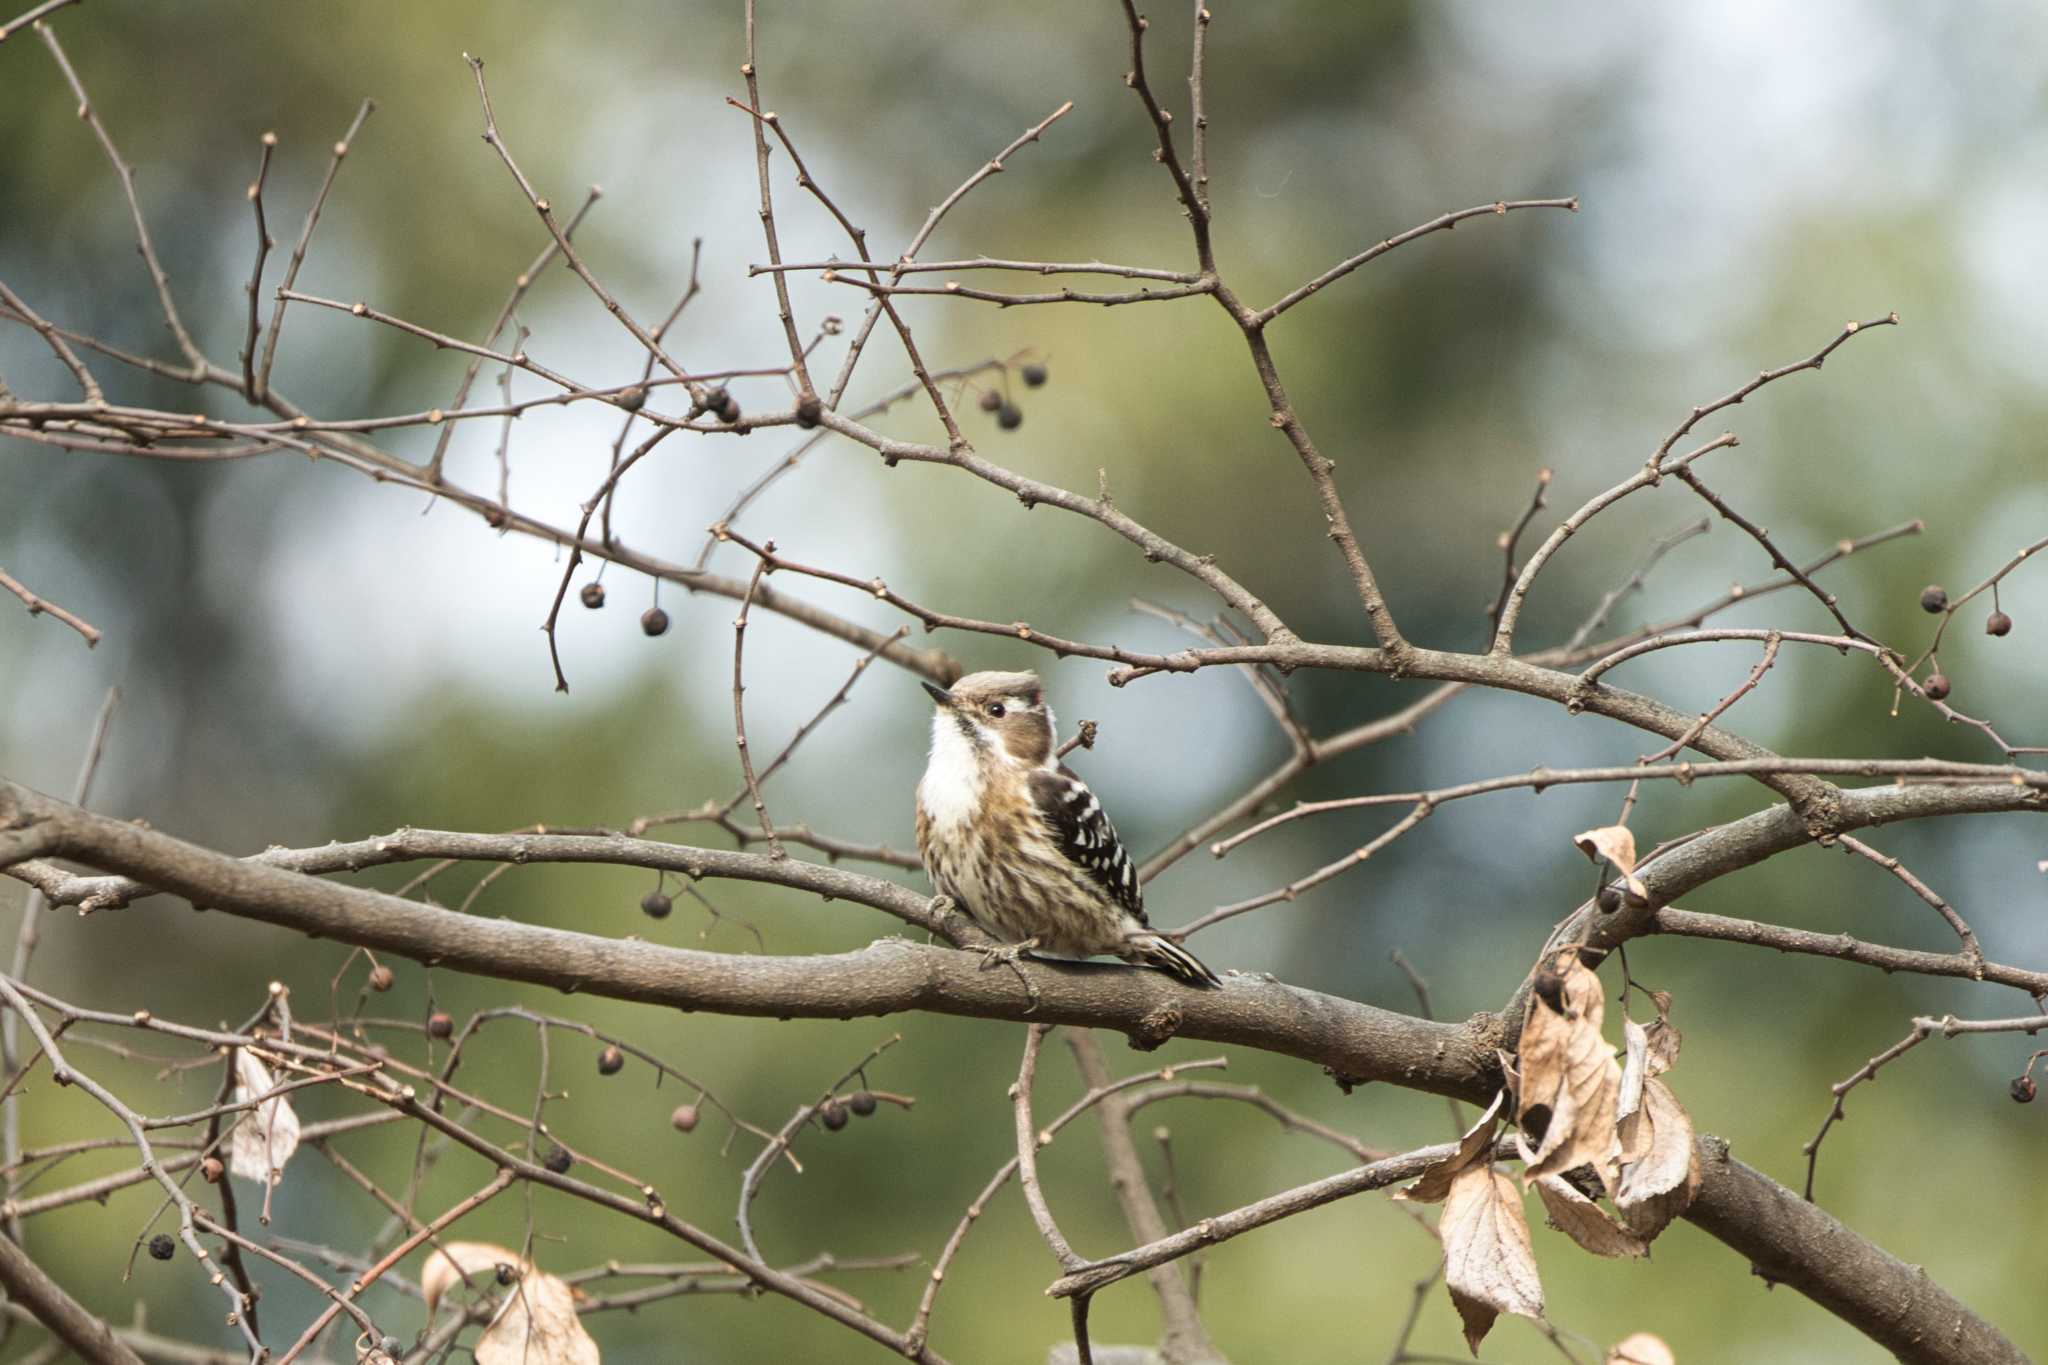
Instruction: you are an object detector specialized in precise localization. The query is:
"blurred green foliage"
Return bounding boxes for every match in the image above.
[4,2,2047,1361]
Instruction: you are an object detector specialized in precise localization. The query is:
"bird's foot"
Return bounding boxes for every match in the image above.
[978,937,1042,1011]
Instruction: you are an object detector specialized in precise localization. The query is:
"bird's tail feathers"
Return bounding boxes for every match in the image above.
[1129,933,1222,988]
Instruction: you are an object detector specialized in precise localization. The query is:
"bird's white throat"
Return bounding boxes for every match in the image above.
[918,711,985,831]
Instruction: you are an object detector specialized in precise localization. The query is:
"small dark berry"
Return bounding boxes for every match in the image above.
[1919,585,1948,614]
[426,1012,454,1039]
[1021,362,1048,387]
[849,1090,877,1117]
[996,403,1024,431]
[368,964,395,992]
[542,1147,572,1175]
[1532,963,1566,1014]
[597,1045,625,1076]
[1987,611,2013,637]
[795,395,823,429]
[201,1157,225,1184]
[717,394,741,424]
[580,581,606,609]
[2012,1075,2037,1104]
[977,388,1004,413]
[640,607,670,637]
[617,385,648,413]
[701,386,729,415]
[641,890,673,919]
[1596,886,1623,914]
[495,1260,520,1285]
[820,1099,848,1131]
[671,1103,700,1133]
[1922,673,1951,701]
[149,1234,176,1261]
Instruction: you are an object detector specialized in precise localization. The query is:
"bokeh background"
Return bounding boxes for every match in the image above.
[4,2,2046,1361]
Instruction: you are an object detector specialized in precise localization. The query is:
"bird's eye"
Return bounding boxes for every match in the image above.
[985,702,1006,719]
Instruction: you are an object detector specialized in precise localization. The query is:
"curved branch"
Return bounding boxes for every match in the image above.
[2,779,2037,1363]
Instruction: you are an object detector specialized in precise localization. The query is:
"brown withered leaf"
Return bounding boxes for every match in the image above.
[423,1242,599,1365]
[1615,1077,1700,1241]
[1534,1176,1648,1259]
[1643,990,1682,1075]
[1574,824,1648,900]
[1396,1091,1504,1205]
[1515,953,1622,1193]
[1442,1161,1544,1354]
[1606,1331,1677,1365]
[227,1050,300,1187]
[1618,1017,1649,1123]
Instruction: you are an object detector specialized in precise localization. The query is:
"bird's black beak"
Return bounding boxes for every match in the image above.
[921,681,954,707]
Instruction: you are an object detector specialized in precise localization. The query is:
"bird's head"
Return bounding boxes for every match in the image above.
[923,670,1055,767]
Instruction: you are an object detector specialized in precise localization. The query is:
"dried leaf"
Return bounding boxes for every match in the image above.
[1535,1176,1647,1259]
[1574,824,1647,900]
[227,1050,300,1186]
[1607,1331,1677,1365]
[1396,1091,1504,1205]
[1618,1017,1648,1123]
[1515,953,1622,1193]
[1615,1077,1700,1241]
[1442,1162,1544,1353]
[423,1242,600,1365]
[1643,992,1682,1076]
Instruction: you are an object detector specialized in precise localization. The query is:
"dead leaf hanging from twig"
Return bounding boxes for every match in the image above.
[1615,1076,1700,1241]
[423,1241,601,1365]
[1396,1091,1504,1206]
[1574,824,1648,901]
[1535,1176,1647,1259]
[1442,1160,1545,1353]
[227,1050,300,1186]
[1516,953,1622,1194]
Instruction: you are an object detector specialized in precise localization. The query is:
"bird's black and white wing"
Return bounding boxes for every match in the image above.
[1028,764,1145,924]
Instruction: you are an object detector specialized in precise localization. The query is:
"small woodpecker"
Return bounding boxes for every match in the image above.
[914,669,1221,987]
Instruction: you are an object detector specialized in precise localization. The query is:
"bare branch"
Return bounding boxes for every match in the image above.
[0,568,101,648]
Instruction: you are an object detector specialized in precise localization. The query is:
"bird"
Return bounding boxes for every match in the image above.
[914,669,1221,987]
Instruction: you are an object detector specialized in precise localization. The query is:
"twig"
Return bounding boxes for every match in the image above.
[1646,313,1900,475]
[254,99,375,400]
[0,280,101,403]
[1065,1033,1216,1359]
[1047,1137,1491,1300]
[731,557,785,860]
[0,0,78,42]
[736,8,813,395]
[1486,467,1552,624]
[1639,632,1781,763]
[274,1169,514,1363]
[1491,433,1740,652]
[1011,1024,1084,1271]
[1802,1013,2048,1201]
[735,1035,904,1263]
[429,186,603,483]
[1256,199,1579,324]
[238,132,277,400]
[463,55,705,403]
[1835,835,1984,972]
[1648,906,2047,999]
[0,568,101,648]
[818,102,1074,415]
[36,24,208,373]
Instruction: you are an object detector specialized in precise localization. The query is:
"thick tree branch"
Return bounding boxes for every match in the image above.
[0,1232,147,1365]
